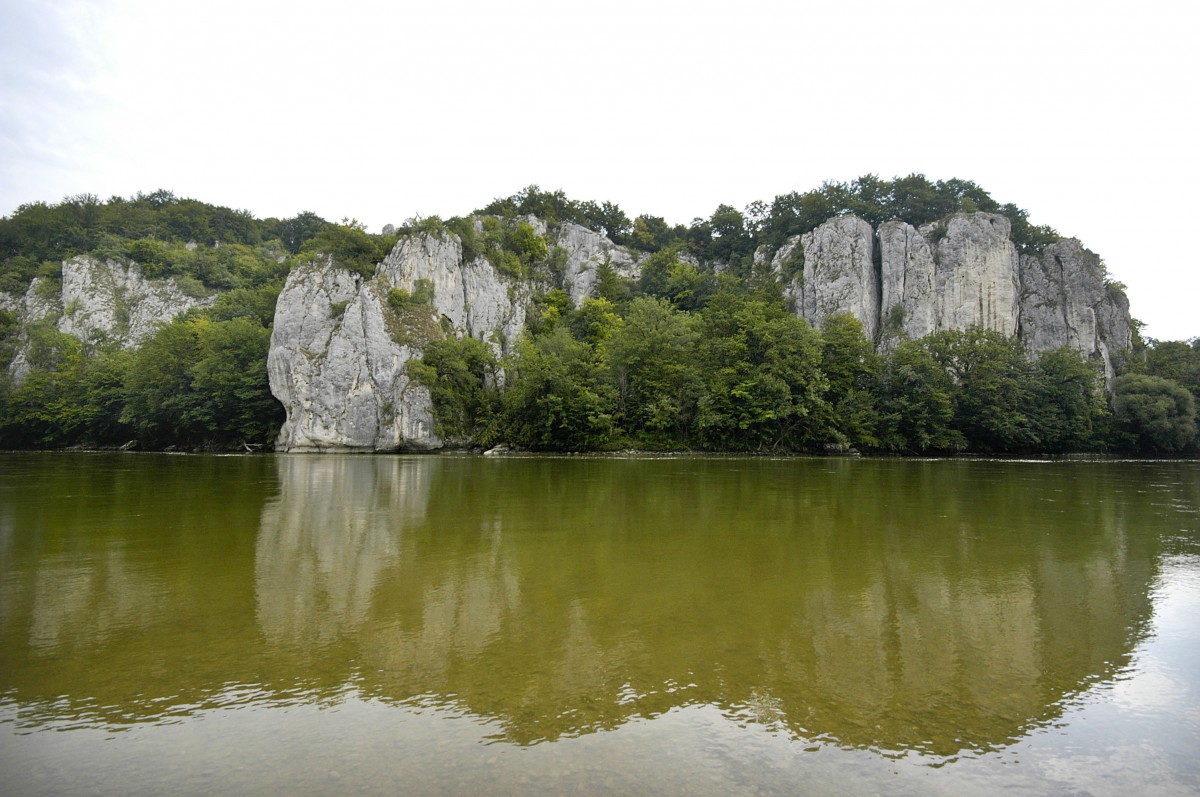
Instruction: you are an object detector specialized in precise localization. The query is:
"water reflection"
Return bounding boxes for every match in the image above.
[252,456,1164,755]
[0,454,1191,764]
[256,456,434,647]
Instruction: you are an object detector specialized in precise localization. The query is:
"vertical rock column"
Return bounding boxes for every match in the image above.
[878,221,938,350]
[926,213,1020,336]
[800,216,880,338]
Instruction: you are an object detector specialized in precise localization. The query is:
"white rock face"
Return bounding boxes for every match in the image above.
[57,256,216,347]
[378,232,526,356]
[5,257,216,383]
[553,222,641,305]
[1018,239,1130,383]
[924,213,1020,337]
[787,212,1131,379]
[268,257,439,452]
[269,222,646,452]
[878,221,938,349]
[763,236,804,313]
[800,216,879,338]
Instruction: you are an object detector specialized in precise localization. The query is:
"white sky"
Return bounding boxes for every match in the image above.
[1,0,1197,340]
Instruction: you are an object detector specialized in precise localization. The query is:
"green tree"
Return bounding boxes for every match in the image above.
[121,319,202,444]
[1112,373,1197,454]
[187,317,282,445]
[922,327,1038,452]
[695,292,828,450]
[876,340,964,453]
[301,220,390,279]
[501,326,613,451]
[1144,338,1200,402]
[604,297,702,444]
[818,313,881,450]
[1030,347,1107,452]
[410,336,501,444]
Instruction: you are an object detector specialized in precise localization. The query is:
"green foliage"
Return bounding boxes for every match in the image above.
[301,221,391,279]
[207,281,284,326]
[592,257,631,304]
[694,291,828,451]
[921,328,1039,452]
[630,215,678,252]
[382,284,443,347]
[569,297,620,347]
[757,174,1058,257]
[526,290,573,336]
[0,191,285,292]
[876,340,964,453]
[1030,347,1108,452]
[1112,373,1197,454]
[272,211,328,254]
[501,326,613,451]
[444,215,550,280]
[818,314,881,450]
[604,297,702,444]
[638,247,719,311]
[475,185,630,242]
[1143,338,1200,403]
[387,279,436,313]
[120,316,282,448]
[410,336,501,444]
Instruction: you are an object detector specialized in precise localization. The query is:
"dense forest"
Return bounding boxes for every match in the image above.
[0,178,1197,455]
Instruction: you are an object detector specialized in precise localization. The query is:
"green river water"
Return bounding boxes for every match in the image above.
[1,453,1197,795]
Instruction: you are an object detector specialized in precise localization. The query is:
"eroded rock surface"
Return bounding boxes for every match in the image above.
[269,222,643,452]
[5,257,216,382]
[57,256,216,347]
[1019,239,1131,383]
[779,211,1129,379]
[800,216,879,338]
[268,257,439,452]
[878,220,938,348]
[925,213,1021,337]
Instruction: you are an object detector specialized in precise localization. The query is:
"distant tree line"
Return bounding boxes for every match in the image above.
[0,183,1196,454]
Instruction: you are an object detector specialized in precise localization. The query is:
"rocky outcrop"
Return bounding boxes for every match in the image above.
[269,222,643,452]
[1019,239,1131,383]
[799,216,879,339]
[554,221,641,304]
[925,213,1021,337]
[4,257,216,382]
[267,257,440,452]
[877,213,1020,348]
[378,231,526,356]
[772,211,1130,378]
[57,256,216,347]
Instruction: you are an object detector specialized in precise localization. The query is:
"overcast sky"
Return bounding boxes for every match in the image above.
[2,0,1196,340]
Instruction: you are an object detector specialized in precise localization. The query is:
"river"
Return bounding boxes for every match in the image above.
[1,453,1197,795]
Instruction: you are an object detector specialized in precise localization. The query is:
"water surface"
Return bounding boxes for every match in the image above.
[1,453,1197,795]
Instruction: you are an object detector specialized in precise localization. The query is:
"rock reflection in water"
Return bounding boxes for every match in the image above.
[254,456,1163,756]
[256,455,435,648]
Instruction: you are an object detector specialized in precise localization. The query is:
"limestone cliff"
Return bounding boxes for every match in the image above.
[554,221,641,305]
[5,256,215,382]
[268,222,636,452]
[878,220,938,343]
[799,216,880,340]
[928,213,1022,337]
[876,213,1020,348]
[267,257,440,452]
[772,211,1130,379]
[58,256,217,347]
[1019,239,1132,383]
